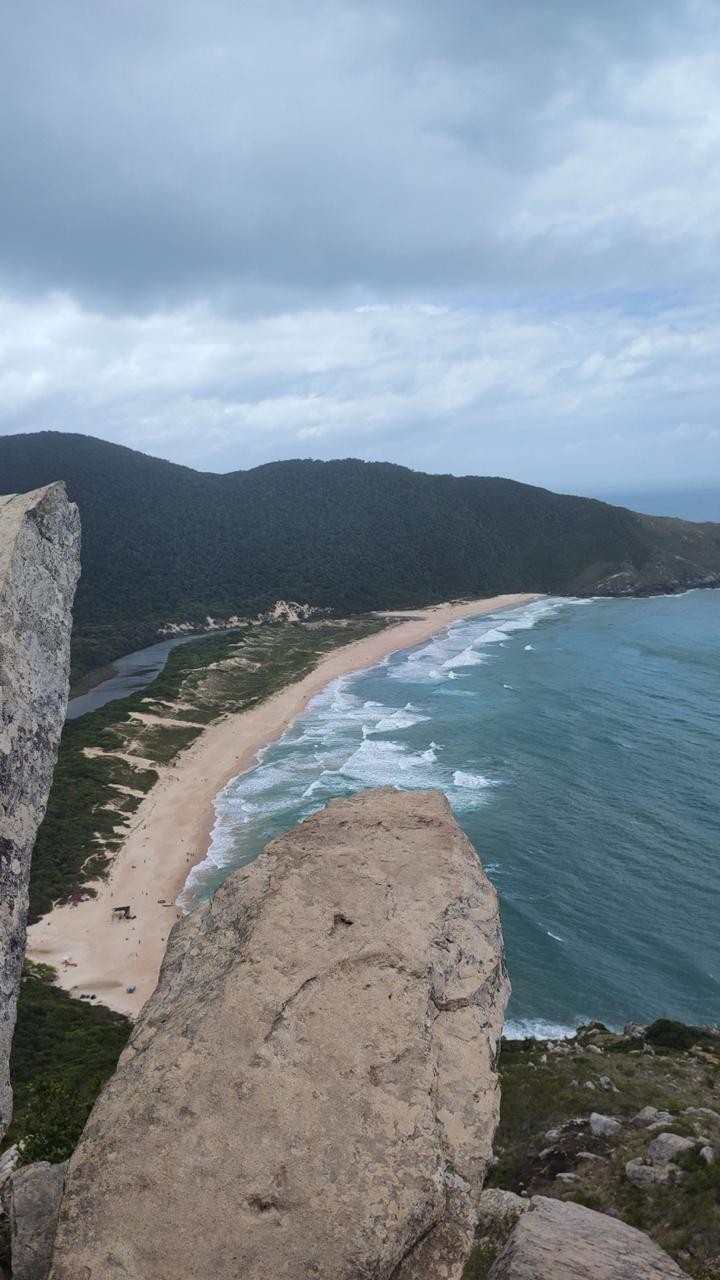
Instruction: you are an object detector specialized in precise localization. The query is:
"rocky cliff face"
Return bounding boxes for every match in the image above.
[0,484,80,1138]
[49,788,509,1280]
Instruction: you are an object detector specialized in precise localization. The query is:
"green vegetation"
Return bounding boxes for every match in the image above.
[462,1239,507,1279]
[3,963,131,1164]
[488,1024,720,1278]
[462,1209,523,1278]
[29,617,384,919]
[2,431,719,680]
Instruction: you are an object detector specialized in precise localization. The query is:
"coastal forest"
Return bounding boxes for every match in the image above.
[1,430,720,679]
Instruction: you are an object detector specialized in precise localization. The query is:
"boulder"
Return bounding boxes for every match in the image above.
[624,1022,647,1038]
[625,1158,673,1190]
[632,1106,673,1129]
[599,1075,618,1092]
[9,1161,67,1280]
[684,1106,720,1122]
[647,1132,696,1163]
[476,1189,529,1233]
[49,788,509,1280]
[488,1194,687,1278]
[700,1146,715,1164]
[590,1112,621,1137]
[0,484,80,1138]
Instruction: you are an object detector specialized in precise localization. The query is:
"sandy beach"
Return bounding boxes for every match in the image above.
[27,594,538,1017]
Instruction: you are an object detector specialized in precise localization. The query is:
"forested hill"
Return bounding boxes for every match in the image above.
[1,431,719,679]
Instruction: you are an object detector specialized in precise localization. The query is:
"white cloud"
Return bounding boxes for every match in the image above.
[2,290,719,487]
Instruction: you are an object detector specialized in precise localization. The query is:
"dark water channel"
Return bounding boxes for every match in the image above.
[66,633,208,719]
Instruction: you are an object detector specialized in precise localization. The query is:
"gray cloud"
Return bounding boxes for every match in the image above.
[1,0,717,308]
[1,0,719,490]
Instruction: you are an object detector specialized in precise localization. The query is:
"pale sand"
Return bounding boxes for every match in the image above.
[27,594,539,1017]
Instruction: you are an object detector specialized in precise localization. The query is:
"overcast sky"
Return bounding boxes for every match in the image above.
[1,0,720,492]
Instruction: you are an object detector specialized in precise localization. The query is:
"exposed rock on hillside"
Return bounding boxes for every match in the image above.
[488,1195,687,1278]
[0,484,80,1138]
[49,788,508,1280]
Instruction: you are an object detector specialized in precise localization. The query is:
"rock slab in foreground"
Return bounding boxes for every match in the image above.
[0,485,80,1138]
[50,788,508,1280]
[488,1195,687,1279]
[7,1161,67,1280]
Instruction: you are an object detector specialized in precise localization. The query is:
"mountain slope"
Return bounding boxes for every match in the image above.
[1,431,719,679]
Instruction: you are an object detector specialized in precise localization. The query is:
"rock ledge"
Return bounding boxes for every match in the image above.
[50,788,508,1280]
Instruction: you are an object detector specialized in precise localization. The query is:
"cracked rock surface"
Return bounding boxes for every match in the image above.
[488,1195,687,1279]
[49,788,508,1280]
[0,484,80,1139]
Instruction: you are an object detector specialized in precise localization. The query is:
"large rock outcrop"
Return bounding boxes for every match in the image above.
[0,484,80,1138]
[50,788,508,1280]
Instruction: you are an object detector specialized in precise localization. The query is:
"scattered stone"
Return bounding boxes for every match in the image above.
[9,1161,67,1280]
[586,1044,604,1055]
[599,1075,619,1092]
[488,1194,687,1277]
[577,1152,606,1163]
[590,1112,621,1137]
[554,1172,577,1183]
[49,789,509,1280]
[585,1081,596,1090]
[700,1146,715,1164]
[685,1106,720,1122]
[541,1120,585,1146]
[624,1022,647,1038]
[577,1022,610,1038]
[632,1106,673,1129]
[647,1132,696,1163]
[625,1159,672,1190]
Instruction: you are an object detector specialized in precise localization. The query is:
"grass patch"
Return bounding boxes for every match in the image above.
[491,1029,720,1278]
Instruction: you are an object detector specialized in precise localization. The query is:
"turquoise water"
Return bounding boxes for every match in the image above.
[181,593,720,1035]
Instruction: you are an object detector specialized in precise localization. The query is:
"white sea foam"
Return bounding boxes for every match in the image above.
[441,646,486,670]
[372,704,430,732]
[504,1020,580,1041]
[339,738,440,788]
[477,627,508,644]
[452,770,500,789]
[547,931,564,942]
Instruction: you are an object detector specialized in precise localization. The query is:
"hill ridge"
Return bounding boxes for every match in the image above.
[1,431,718,679]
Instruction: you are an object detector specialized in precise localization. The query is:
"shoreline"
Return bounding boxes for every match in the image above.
[28,593,538,1018]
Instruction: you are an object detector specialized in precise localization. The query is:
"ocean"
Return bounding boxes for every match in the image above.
[180,592,720,1037]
